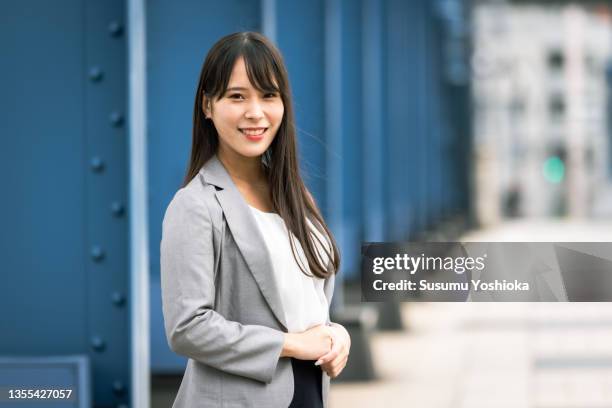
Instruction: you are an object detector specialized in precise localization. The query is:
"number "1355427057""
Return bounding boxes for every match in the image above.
[8,389,73,399]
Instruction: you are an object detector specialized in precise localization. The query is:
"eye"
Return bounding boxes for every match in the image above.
[264,92,279,98]
[228,93,245,100]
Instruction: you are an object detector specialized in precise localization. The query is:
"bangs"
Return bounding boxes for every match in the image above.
[242,44,283,94]
[207,38,284,99]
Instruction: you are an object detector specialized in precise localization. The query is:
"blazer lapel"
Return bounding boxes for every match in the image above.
[199,155,288,331]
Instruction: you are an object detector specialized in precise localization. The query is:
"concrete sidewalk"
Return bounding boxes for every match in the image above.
[329,302,612,408]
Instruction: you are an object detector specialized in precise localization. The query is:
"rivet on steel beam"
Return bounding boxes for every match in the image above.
[112,380,126,395]
[89,67,104,82]
[109,112,124,127]
[91,336,106,352]
[90,157,105,172]
[90,246,105,262]
[111,292,126,307]
[110,201,125,217]
[108,21,124,37]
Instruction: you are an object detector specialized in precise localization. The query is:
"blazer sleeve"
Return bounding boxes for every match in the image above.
[160,188,285,384]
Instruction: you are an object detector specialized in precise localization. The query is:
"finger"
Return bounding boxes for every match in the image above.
[319,359,335,372]
[315,341,342,366]
[318,326,349,368]
[323,365,335,379]
[330,358,348,378]
[328,354,348,375]
[329,356,346,372]
[331,363,345,378]
[315,350,338,366]
[315,333,342,366]
[321,353,347,375]
[321,341,349,365]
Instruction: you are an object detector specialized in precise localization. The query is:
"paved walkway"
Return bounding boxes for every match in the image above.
[330,302,612,408]
[329,219,612,408]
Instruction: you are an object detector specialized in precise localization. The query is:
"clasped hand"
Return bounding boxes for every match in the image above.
[285,323,351,379]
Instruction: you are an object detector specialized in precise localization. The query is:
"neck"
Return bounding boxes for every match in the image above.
[217,146,266,185]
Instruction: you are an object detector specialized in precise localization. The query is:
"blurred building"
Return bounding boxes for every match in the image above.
[472,1,612,224]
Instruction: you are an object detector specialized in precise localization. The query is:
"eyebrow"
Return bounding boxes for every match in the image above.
[224,86,279,93]
[225,87,248,92]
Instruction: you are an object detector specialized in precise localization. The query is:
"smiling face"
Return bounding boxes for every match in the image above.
[204,57,285,162]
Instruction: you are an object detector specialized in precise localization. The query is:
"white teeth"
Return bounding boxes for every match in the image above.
[241,128,266,136]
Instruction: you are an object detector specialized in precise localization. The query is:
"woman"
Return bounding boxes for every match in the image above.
[161,32,351,408]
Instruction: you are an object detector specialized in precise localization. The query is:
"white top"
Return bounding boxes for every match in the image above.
[248,205,329,333]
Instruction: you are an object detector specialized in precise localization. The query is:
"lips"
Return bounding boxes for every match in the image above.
[239,127,268,141]
[239,127,268,136]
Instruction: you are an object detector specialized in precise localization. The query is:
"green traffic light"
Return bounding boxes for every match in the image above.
[543,156,565,183]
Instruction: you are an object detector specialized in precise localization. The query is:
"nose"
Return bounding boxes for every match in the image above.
[244,99,264,120]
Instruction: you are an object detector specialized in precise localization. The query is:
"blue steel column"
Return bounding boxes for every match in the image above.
[338,0,364,280]
[435,0,471,218]
[275,1,327,212]
[385,0,405,240]
[0,2,88,358]
[325,0,345,303]
[328,3,379,376]
[425,0,444,227]
[362,0,386,243]
[385,0,427,240]
[415,0,433,233]
[262,0,277,43]
[323,0,365,282]
[128,0,150,405]
[85,0,130,405]
[0,1,130,405]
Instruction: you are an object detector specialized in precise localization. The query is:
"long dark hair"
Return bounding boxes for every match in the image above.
[184,32,339,279]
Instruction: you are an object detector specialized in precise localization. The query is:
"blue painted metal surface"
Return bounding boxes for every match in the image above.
[425,0,445,228]
[0,0,129,406]
[84,2,130,406]
[0,356,91,408]
[362,0,387,243]
[325,0,344,298]
[275,0,328,212]
[385,0,428,240]
[147,0,261,283]
[146,0,471,372]
[331,0,364,280]
[437,0,472,217]
[147,0,261,372]
[1,0,472,379]
[343,0,364,280]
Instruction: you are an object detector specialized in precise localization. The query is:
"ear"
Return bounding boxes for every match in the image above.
[202,95,212,118]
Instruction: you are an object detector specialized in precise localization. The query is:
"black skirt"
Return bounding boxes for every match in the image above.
[288,358,323,408]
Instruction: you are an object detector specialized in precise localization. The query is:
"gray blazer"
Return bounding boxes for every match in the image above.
[160,155,336,408]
